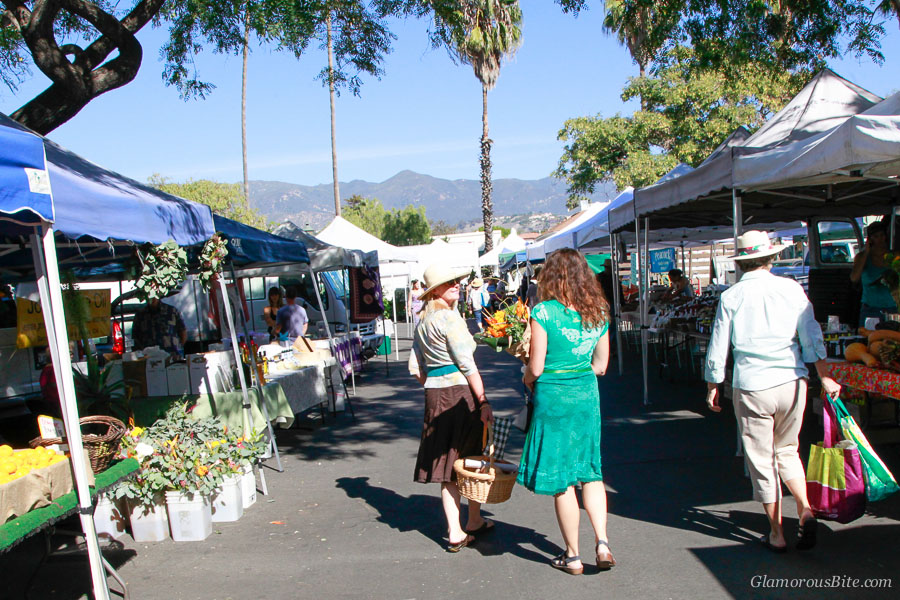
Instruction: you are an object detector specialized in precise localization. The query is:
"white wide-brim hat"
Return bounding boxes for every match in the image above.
[422,262,469,298]
[729,230,787,261]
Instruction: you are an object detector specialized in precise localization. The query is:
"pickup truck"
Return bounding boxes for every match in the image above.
[771,239,858,293]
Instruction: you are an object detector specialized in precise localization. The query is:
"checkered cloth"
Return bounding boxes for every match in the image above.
[484,416,514,460]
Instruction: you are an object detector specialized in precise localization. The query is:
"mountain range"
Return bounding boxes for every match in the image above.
[248,170,617,232]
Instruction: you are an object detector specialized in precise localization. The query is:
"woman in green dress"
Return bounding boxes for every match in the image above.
[520,248,613,575]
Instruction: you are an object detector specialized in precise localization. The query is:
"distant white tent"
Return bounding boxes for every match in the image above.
[405,237,479,279]
[479,229,528,267]
[317,216,418,263]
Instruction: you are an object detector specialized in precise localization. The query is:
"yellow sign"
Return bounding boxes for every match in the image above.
[16,289,111,348]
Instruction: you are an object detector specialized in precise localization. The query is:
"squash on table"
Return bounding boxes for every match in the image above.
[844,342,880,367]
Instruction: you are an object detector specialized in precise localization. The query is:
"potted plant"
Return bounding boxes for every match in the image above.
[113,426,169,542]
[150,403,226,541]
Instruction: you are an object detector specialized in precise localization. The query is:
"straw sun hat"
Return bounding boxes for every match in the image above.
[729,230,786,261]
[421,263,469,298]
[470,277,484,288]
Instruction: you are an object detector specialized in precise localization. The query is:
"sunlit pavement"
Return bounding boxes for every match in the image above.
[4,322,900,599]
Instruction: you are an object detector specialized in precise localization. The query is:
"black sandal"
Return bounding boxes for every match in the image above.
[550,553,583,575]
[796,518,818,551]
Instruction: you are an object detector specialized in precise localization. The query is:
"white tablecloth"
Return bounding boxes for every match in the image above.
[265,358,343,415]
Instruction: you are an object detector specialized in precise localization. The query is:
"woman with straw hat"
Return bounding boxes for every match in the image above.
[411,262,495,552]
[704,230,841,553]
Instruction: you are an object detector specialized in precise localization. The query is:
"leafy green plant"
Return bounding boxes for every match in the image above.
[198,234,228,291]
[135,240,189,301]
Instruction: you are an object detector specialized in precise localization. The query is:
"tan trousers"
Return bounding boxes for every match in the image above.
[733,378,807,504]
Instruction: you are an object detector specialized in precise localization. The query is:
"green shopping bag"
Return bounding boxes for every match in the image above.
[831,394,900,502]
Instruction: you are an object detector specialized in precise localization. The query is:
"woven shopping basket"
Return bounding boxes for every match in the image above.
[30,415,127,473]
[453,427,517,504]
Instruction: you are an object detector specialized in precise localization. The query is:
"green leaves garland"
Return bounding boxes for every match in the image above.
[198,234,228,291]
[135,240,188,302]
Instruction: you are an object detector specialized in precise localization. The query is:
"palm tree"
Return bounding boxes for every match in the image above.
[326,10,341,216]
[438,0,522,253]
[241,5,251,204]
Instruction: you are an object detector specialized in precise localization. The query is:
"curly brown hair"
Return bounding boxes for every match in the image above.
[539,248,609,329]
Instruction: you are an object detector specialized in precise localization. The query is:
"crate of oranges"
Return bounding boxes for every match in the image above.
[1,444,76,522]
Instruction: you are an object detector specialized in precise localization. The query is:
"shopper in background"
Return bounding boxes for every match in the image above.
[519,249,613,575]
[467,278,490,332]
[411,263,494,552]
[274,286,308,339]
[850,220,894,327]
[408,279,425,328]
[263,286,284,340]
[132,298,187,354]
[705,231,841,553]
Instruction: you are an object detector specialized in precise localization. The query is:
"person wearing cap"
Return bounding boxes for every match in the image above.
[411,262,494,553]
[704,231,841,553]
[850,219,894,326]
[467,277,490,331]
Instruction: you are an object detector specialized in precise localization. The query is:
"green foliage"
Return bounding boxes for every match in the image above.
[315,1,395,97]
[383,204,432,246]
[135,240,190,302]
[149,175,268,229]
[344,194,387,238]
[430,219,458,236]
[198,234,229,292]
[430,0,523,90]
[478,225,510,238]
[343,195,432,245]
[555,47,805,206]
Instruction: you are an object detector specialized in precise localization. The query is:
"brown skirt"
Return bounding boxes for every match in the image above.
[414,384,484,483]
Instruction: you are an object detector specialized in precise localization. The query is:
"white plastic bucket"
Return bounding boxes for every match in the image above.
[94,493,128,540]
[165,491,212,542]
[241,463,257,508]
[128,497,169,542]
[212,474,244,522]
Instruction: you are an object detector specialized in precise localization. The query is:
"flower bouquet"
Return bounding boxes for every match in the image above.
[477,300,531,363]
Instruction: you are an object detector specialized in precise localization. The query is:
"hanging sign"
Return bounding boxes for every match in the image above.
[16,289,111,348]
[649,248,677,273]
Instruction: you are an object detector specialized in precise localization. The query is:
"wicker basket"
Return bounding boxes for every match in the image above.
[30,415,127,473]
[453,428,517,504]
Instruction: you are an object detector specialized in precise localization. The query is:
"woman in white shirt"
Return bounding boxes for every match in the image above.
[704,231,841,554]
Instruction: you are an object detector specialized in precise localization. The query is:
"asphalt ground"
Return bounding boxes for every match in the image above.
[3,322,900,600]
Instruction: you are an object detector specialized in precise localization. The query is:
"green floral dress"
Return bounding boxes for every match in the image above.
[517,300,608,495]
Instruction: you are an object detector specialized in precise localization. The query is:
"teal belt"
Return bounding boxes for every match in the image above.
[543,367,594,374]
[426,364,461,377]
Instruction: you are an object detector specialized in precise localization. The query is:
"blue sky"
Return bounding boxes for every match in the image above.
[1,2,898,188]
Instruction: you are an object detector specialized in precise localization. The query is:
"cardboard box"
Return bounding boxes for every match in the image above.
[146,357,169,397]
[122,358,148,397]
[188,352,235,395]
[166,362,190,396]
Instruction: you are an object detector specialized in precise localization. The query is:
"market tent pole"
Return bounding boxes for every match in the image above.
[343,267,356,396]
[217,275,253,437]
[32,226,111,600]
[229,263,283,474]
[733,189,743,248]
[641,217,650,406]
[609,232,624,376]
[634,217,648,406]
[391,286,399,361]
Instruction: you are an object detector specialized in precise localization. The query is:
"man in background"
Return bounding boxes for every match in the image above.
[132,298,187,354]
[275,286,309,338]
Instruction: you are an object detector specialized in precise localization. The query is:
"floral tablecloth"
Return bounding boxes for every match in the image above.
[828,361,900,401]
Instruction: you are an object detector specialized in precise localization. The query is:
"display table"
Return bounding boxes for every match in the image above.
[131,382,295,432]
[265,363,332,416]
[0,458,140,553]
[828,361,900,402]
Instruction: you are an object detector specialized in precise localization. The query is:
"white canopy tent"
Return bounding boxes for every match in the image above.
[271,220,377,273]
[405,237,479,279]
[479,229,528,267]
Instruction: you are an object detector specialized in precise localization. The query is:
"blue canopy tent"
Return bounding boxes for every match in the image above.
[213,214,309,270]
[1,111,215,600]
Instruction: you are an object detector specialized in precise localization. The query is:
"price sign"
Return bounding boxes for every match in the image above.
[16,289,111,348]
